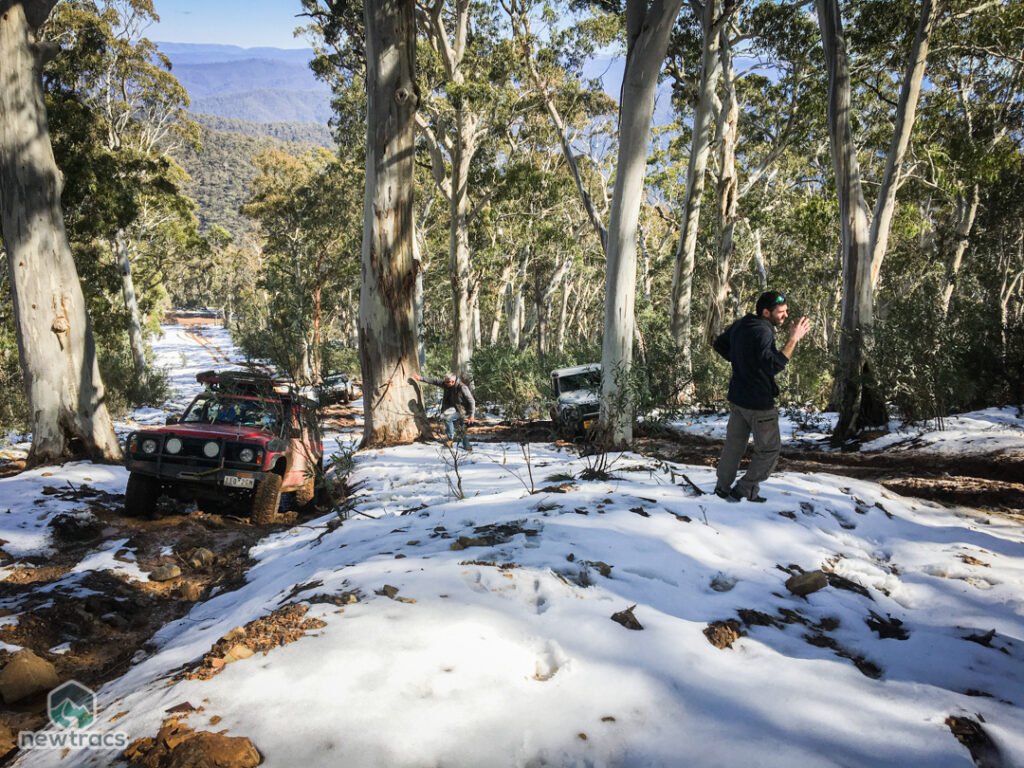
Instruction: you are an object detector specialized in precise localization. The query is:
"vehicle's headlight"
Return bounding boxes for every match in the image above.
[239,447,255,463]
[203,441,220,458]
[165,437,182,455]
[562,405,581,423]
[141,438,158,454]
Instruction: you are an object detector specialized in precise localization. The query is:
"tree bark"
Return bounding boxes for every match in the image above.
[818,0,936,442]
[938,184,980,316]
[599,0,684,447]
[114,230,147,378]
[669,0,722,368]
[705,18,739,344]
[0,1,121,466]
[817,0,884,442]
[359,0,431,447]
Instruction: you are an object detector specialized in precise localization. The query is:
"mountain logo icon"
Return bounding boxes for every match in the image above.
[47,680,95,730]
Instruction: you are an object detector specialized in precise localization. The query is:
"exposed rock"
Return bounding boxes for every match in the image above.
[785,570,828,596]
[946,715,1005,768]
[0,720,15,758]
[704,620,744,649]
[150,564,182,582]
[0,649,60,703]
[710,573,737,592]
[124,717,261,768]
[610,605,643,631]
[223,644,254,664]
[48,513,103,543]
[188,548,217,569]
[177,581,204,602]
[184,605,325,681]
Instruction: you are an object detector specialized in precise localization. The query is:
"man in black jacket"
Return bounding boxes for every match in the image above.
[712,290,810,502]
[414,371,476,450]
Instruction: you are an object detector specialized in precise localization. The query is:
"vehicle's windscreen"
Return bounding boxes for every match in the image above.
[182,395,282,430]
[558,371,600,394]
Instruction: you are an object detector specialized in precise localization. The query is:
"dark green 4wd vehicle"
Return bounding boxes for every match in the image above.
[123,370,323,523]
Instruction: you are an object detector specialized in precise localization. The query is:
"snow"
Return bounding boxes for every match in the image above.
[5,325,1024,767]
[669,405,1024,455]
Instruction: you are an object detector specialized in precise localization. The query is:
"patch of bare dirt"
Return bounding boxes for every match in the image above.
[628,432,1024,515]
[181,604,326,681]
[0,489,288,762]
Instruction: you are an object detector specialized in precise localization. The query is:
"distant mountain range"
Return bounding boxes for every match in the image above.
[158,42,332,125]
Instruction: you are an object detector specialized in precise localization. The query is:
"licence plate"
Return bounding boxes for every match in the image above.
[224,475,255,489]
[583,419,595,431]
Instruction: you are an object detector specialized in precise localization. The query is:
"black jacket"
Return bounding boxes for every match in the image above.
[421,376,476,419]
[713,314,789,410]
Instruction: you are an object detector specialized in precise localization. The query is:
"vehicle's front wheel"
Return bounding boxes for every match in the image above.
[124,473,161,517]
[251,473,283,524]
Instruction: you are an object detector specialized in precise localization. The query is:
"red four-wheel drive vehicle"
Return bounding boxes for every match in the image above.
[123,369,323,523]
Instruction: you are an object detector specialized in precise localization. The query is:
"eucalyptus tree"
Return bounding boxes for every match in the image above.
[0,0,121,465]
[240,148,361,384]
[666,0,730,367]
[359,0,433,446]
[595,0,684,447]
[816,0,939,442]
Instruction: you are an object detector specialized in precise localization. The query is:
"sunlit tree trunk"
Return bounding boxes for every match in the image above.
[0,0,121,466]
[705,18,739,343]
[599,0,684,447]
[817,0,936,442]
[359,0,431,447]
[938,184,980,316]
[669,0,722,371]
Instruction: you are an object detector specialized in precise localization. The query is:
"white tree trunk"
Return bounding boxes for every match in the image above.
[114,230,147,378]
[669,0,722,365]
[359,0,431,447]
[599,0,684,447]
[938,184,980,316]
[705,20,739,344]
[0,1,121,466]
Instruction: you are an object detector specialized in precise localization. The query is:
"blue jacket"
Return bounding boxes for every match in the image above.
[713,314,789,410]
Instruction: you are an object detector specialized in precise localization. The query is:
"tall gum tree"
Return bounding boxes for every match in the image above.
[599,0,684,447]
[360,0,433,447]
[0,0,121,465]
[816,0,937,443]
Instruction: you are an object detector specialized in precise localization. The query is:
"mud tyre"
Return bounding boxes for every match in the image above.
[124,473,160,517]
[251,473,283,524]
[294,475,316,509]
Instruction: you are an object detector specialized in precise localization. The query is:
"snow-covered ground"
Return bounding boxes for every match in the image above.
[4,325,1024,767]
[669,405,1024,455]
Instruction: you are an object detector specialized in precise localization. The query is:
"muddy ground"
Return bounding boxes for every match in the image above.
[0,403,1019,763]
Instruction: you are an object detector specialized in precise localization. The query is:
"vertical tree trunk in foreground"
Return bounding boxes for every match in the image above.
[359,0,431,447]
[0,0,121,466]
[599,0,684,447]
[817,0,935,443]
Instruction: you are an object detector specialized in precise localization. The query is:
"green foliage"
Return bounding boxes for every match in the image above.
[469,345,549,419]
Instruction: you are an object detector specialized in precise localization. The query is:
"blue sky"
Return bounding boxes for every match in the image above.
[151,0,311,49]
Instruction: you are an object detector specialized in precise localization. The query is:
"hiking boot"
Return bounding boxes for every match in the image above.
[746,493,767,503]
[715,486,741,503]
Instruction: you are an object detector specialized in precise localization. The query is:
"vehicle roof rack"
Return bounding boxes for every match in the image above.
[195,369,319,408]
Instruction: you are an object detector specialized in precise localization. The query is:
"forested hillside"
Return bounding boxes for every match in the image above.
[175,119,331,240]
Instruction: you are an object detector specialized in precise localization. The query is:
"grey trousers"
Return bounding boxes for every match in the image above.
[715,403,781,499]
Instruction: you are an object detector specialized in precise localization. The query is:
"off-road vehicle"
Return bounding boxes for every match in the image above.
[549,363,601,438]
[123,369,323,523]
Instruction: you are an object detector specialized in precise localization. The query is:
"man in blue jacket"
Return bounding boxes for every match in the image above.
[712,290,811,502]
